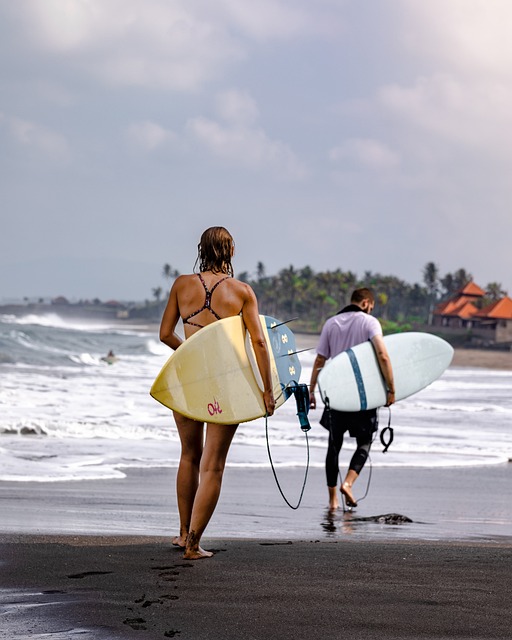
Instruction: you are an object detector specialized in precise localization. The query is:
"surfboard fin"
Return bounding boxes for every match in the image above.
[277,347,312,358]
[267,317,299,329]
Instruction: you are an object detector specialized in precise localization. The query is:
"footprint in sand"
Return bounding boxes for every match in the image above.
[123,617,147,630]
[67,570,113,579]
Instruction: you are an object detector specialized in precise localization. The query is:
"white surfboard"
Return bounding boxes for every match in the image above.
[317,332,454,412]
[150,315,301,424]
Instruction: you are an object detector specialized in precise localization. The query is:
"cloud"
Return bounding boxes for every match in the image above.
[126,121,176,151]
[214,0,341,40]
[378,2,512,161]
[330,138,401,171]
[378,74,512,157]
[397,0,512,79]
[215,89,260,126]
[2,0,341,92]
[0,112,70,162]
[186,89,307,179]
[187,116,307,180]
[4,0,243,91]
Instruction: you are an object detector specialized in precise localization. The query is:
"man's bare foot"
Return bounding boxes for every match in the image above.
[341,482,357,507]
[183,546,213,560]
[328,487,339,511]
[172,535,186,548]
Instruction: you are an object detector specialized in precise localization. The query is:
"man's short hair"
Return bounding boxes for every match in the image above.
[351,288,375,305]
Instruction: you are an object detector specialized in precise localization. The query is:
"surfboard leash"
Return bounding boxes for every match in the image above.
[341,407,393,507]
[265,382,311,510]
[380,407,394,453]
[356,407,393,505]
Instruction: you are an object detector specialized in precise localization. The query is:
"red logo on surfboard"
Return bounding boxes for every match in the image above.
[207,398,223,416]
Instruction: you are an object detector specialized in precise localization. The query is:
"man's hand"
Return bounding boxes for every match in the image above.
[385,389,395,407]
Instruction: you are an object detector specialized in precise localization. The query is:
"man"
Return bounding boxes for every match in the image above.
[309,288,395,510]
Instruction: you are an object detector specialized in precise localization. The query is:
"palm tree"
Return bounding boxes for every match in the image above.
[162,264,180,280]
[485,282,507,301]
[423,262,439,298]
[440,273,455,297]
[452,268,472,292]
[423,262,439,324]
[256,262,266,281]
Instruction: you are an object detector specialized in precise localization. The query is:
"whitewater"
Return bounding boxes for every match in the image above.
[1,312,511,483]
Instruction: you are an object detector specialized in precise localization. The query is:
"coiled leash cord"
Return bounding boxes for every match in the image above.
[380,406,394,452]
[356,406,394,505]
[265,383,311,510]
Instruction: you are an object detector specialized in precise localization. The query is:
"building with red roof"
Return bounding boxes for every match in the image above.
[433,282,512,345]
[472,297,512,344]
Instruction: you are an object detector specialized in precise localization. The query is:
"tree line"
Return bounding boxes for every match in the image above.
[152,261,507,333]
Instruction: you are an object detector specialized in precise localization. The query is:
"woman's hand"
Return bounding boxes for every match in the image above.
[263,389,275,416]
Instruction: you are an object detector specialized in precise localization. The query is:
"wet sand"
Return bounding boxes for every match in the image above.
[1,465,512,542]
[1,465,512,638]
[450,347,512,370]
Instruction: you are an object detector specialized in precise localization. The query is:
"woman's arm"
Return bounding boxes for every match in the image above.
[159,279,183,351]
[240,285,275,416]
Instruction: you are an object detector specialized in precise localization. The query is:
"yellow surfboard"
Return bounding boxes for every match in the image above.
[150,315,301,424]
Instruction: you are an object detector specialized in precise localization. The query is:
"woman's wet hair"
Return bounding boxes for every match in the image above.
[195,226,234,276]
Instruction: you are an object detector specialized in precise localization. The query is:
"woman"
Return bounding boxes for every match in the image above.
[159,226,275,559]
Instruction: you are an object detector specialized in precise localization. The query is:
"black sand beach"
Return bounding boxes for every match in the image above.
[2,534,512,640]
[1,465,512,639]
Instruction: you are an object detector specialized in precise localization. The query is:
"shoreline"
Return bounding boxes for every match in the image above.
[1,465,511,543]
[449,346,512,370]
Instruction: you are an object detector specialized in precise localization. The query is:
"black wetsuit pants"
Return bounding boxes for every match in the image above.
[325,429,372,487]
[320,408,377,487]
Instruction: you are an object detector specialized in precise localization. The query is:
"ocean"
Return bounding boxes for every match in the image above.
[1,312,511,484]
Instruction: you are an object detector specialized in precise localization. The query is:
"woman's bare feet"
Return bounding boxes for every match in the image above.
[341,481,358,507]
[183,546,214,560]
[183,530,213,560]
[172,535,186,548]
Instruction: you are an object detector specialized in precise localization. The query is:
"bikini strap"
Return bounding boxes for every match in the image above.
[183,274,231,326]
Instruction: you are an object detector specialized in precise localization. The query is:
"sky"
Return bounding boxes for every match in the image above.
[1,0,511,302]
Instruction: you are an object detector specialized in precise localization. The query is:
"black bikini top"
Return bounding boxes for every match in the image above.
[182,273,231,328]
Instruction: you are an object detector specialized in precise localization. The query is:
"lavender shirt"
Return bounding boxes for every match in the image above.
[316,311,382,359]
